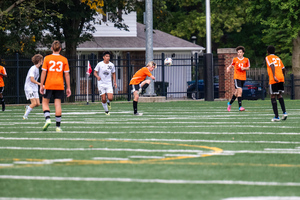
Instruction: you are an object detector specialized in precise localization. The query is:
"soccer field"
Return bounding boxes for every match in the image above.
[1,100,300,200]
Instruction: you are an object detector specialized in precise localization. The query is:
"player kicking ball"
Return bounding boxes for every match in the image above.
[94,51,117,115]
[227,46,250,111]
[23,54,43,120]
[129,61,157,116]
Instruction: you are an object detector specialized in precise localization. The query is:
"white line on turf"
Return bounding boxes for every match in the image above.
[0,175,300,186]
[128,156,165,159]
[0,198,96,200]
[1,137,300,144]
[92,157,129,160]
[13,159,73,165]
[222,197,300,200]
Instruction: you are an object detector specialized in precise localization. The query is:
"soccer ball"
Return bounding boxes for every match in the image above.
[164,57,173,66]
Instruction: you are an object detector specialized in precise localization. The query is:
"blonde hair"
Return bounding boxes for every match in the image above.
[51,40,61,52]
[146,61,157,69]
[32,54,43,65]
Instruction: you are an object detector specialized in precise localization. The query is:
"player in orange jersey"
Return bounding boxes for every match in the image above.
[265,45,287,122]
[226,46,250,112]
[129,61,157,116]
[0,56,7,111]
[39,40,71,132]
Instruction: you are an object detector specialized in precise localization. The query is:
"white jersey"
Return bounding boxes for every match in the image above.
[94,61,115,86]
[24,65,40,92]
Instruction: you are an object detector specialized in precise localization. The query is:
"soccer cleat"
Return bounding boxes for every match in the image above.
[2,102,5,111]
[42,119,51,131]
[105,111,110,116]
[56,127,62,132]
[239,106,245,111]
[227,102,231,112]
[271,117,280,122]
[282,112,288,120]
[107,103,111,110]
[23,115,28,120]
[138,88,142,95]
[134,112,143,116]
[24,105,29,114]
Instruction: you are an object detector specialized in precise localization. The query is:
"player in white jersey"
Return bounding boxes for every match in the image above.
[23,54,43,119]
[94,51,117,115]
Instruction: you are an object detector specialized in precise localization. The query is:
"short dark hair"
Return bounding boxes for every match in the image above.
[267,45,275,54]
[32,54,43,65]
[103,51,110,57]
[236,46,245,52]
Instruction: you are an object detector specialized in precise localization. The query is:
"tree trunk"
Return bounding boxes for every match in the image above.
[292,34,300,99]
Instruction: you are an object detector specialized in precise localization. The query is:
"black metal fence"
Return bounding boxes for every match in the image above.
[0,53,298,104]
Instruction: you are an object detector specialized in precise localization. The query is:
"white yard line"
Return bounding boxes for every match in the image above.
[128,156,165,159]
[1,137,300,145]
[0,175,300,186]
[222,197,300,200]
[92,157,129,160]
[0,198,96,200]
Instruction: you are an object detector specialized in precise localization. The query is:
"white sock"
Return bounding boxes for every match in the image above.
[107,99,110,104]
[24,106,33,117]
[102,103,108,112]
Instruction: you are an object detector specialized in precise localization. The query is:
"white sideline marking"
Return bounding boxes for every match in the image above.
[0,175,300,186]
[0,164,13,167]
[222,150,300,154]
[164,154,199,157]
[222,197,300,200]
[0,147,204,153]
[0,198,96,200]
[1,137,300,145]
[92,157,129,160]
[128,156,165,159]
[14,159,73,165]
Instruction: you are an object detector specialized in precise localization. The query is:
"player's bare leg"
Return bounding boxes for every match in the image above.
[133,90,142,116]
[101,93,109,115]
[139,79,151,95]
[0,93,4,111]
[54,99,62,131]
[107,93,113,110]
[23,98,40,119]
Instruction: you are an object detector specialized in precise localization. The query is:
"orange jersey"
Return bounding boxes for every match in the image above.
[42,54,70,90]
[265,54,285,85]
[231,57,250,81]
[129,67,152,85]
[0,65,7,87]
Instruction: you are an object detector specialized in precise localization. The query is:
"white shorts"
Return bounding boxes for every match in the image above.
[25,91,39,100]
[98,85,113,96]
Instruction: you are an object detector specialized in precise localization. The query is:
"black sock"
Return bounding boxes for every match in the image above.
[44,110,50,120]
[55,115,61,127]
[0,98,4,104]
[238,97,242,107]
[229,95,236,104]
[278,98,286,113]
[133,101,138,114]
[142,83,149,92]
[271,98,278,118]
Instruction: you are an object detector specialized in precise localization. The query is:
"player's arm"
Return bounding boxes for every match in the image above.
[112,72,117,87]
[241,59,250,71]
[150,75,155,80]
[64,72,71,97]
[30,77,40,86]
[270,63,278,82]
[226,65,234,73]
[282,67,286,75]
[0,68,7,77]
[39,70,47,94]
[94,70,101,81]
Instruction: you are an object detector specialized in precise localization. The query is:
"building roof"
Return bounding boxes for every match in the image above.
[77,23,205,52]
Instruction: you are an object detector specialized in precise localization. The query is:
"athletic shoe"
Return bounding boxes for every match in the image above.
[239,107,245,111]
[56,127,62,132]
[42,119,51,131]
[138,88,142,95]
[134,112,143,116]
[271,117,280,122]
[107,103,111,110]
[23,115,28,120]
[227,102,231,112]
[24,105,29,114]
[105,111,110,116]
[282,112,288,120]
[2,102,5,111]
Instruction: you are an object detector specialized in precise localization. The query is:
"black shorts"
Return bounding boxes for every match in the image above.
[0,87,4,94]
[270,82,284,94]
[234,79,245,89]
[131,84,141,93]
[43,90,64,100]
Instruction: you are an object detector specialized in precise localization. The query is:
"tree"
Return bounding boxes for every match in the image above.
[246,0,300,98]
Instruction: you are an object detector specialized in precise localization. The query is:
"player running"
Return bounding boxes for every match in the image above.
[94,51,117,115]
[227,46,250,111]
[265,45,288,122]
[23,54,43,119]
[0,56,7,111]
[129,61,157,116]
[39,40,71,132]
